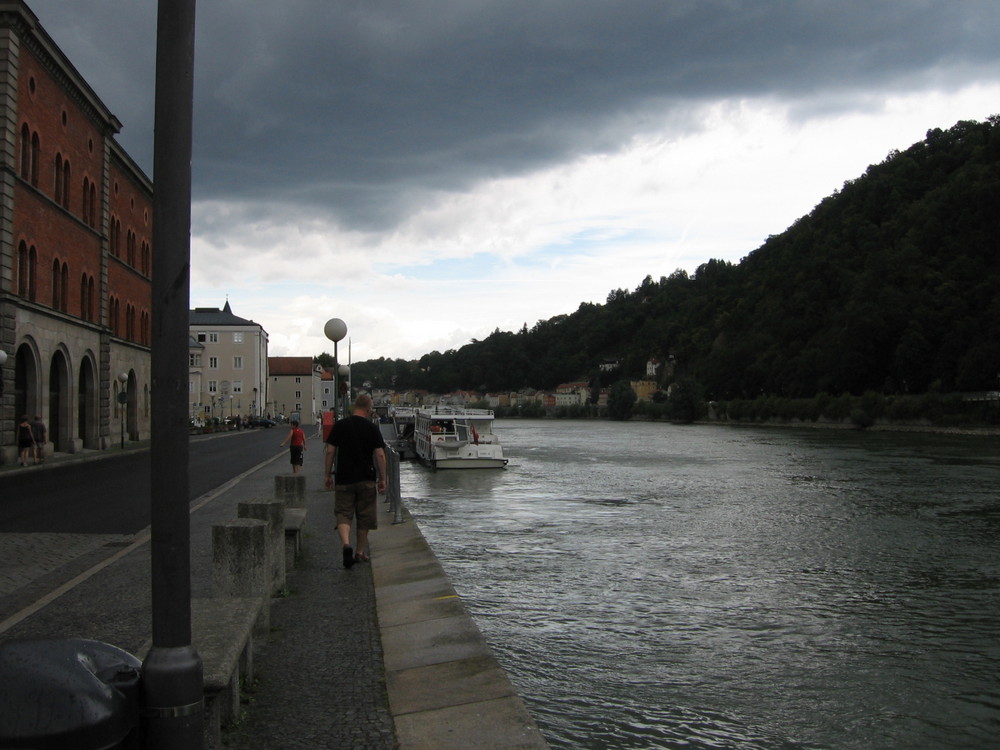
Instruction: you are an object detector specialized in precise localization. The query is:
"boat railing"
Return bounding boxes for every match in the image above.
[423,405,495,417]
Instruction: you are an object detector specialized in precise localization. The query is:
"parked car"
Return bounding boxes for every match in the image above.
[248,416,276,428]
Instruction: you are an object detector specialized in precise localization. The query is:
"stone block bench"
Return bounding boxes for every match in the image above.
[139,596,266,750]
[284,507,307,571]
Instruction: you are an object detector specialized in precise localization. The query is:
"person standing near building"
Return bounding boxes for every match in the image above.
[32,415,47,464]
[279,419,307,473]
[17,415,34,467]
[323,394,387,568]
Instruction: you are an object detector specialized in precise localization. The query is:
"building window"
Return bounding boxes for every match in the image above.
[55,153,64,203]
[51,259,68,312]
[295,377,301,383]
[127,230,136,267]
[80,273,93,320]
[208,356,218,369]
[109,296,120,335]
[197,332,205,342]
[233,332,243,343]
[190,353,202,367]
[62,158,71,208]
[19,124,30,180]
[233,356,243,369]
[208,380,218,394]
[17,241,37,300]
[89,181,97,226]
[295,391,301,399]
[110,217,121,257]
[208,332,218,343]
[233,381,243,393]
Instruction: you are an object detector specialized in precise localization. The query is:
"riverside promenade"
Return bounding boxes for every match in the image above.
[0,432,548,749]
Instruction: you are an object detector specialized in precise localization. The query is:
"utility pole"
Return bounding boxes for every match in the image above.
[141,1,204,747]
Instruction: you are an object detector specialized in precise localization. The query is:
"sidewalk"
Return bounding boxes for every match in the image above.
[0,431,548,749]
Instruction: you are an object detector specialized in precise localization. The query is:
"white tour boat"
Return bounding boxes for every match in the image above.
[414,406,508,469]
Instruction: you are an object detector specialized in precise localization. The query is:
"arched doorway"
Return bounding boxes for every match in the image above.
[78,357,98,448]
[48,351,70,452]
[126,371,138,441]
[14,343,39,427]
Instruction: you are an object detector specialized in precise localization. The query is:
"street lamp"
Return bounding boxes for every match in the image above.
[117,371,128,449]
[339,363,350,417]
[324,318,347,417]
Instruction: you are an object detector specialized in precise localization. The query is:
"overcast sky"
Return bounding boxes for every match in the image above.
[29,0,1000,362]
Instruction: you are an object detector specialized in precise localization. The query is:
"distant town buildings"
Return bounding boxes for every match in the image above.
[1,1,152,462]
[267,356,321,424]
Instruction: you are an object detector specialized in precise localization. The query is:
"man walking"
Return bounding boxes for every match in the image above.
[324,394,387,567]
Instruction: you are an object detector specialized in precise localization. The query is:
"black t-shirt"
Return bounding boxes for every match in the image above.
[327,415,386,484]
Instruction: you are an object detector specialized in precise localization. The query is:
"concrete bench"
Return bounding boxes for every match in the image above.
[285,507,307,571]
[274,474,306,506]
[139,596,266,750]
[194,596,267,750]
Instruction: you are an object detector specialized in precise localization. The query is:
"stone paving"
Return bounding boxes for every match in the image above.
[0,532,133,597]
[221,466,395,749]
[0,437,398,749]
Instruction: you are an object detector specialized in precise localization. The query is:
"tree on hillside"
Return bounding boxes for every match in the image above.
[607,380,636,421]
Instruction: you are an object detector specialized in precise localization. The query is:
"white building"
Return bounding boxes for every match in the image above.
[189,301,268,420]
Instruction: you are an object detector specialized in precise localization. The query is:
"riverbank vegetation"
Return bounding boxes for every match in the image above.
[339,117,1000,426]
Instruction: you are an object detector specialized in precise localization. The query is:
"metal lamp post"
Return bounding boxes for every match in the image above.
[339,363,350,417]
[117,371,128,449]
[324,318,347,418]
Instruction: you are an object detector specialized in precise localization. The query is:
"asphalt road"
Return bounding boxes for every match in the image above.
[0,428,295,534]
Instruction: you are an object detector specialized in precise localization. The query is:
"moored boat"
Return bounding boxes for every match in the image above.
[381,405,417,460]
[414,406,508,469]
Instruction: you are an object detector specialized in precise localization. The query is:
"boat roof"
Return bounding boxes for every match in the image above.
[417,405,495,418]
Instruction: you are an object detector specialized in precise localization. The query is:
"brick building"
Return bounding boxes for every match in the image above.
[0,1,152,462]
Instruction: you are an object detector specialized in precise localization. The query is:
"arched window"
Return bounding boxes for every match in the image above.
[88,275,95,321]
[141,241,151,276]
[126,304,135,340]
[62,158,71,209]
[127,230,136,266]
[30,132,40,186]
[89,181,97,226]
[55,153,64,203]
[109,296,120,335]
[82,177,90,220]
[28,246,37,300]
[17,240,34,296]
[51,258,61,308]
[80,273,89,319]
[19,124,30,180]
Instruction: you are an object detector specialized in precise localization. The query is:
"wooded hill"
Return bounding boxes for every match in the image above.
[346,117,1000,400]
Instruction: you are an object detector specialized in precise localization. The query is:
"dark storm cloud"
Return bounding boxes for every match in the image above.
[28,0,1000,230]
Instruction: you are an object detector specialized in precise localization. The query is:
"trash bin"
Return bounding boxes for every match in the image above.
[0,638,141,749]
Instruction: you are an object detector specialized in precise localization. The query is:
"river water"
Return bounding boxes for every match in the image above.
[397,420,1000,749]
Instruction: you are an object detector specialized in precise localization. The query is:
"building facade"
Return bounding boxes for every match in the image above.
[267,356,321,425]
[0,1,152,462]
[189,301,269,421]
